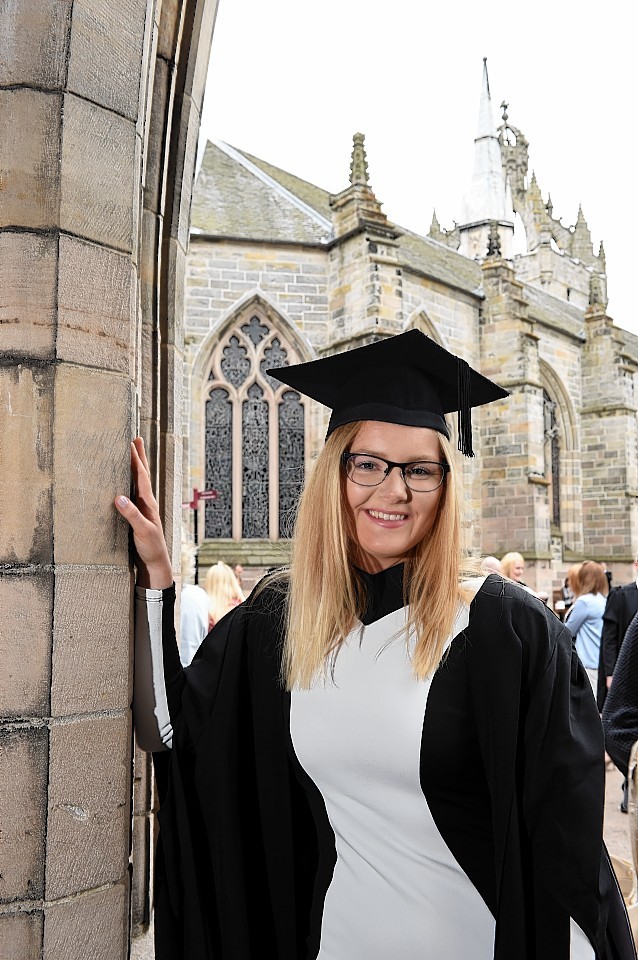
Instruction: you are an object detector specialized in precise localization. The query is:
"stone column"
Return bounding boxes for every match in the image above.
[0,1,218,957]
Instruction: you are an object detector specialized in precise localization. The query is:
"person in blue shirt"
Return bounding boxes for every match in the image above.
[565,561,609,694]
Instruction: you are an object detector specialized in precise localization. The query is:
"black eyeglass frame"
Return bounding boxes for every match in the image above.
[341,452,450,491]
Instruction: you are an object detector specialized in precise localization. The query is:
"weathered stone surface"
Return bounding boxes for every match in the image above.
[140,209,160,326]
[43,879,128,960]
[160,341,183,435]
[45,715,130,900]
[0,571,53,718]
[130,807,150,933]
[144,56,171,217]
[0,365,53,566]
[171,95,200,251]
[51,568,131,718]
[0,0,71,88]
[57,235,135,376]
[52,364,131,567]
[166,238,186,351]
[0,231,58,359]
[160,428,182,572]
[59,94,136,253]
[0,89,62,230]
[0,910,44,960]
[67,0,148,121]
[157,0,182,61]
[0,727,48,902]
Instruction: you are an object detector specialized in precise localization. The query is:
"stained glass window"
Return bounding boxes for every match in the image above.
[204,314,306,542]
[221,335,250,387]
[279,391,304,537]
[241,315,270,345]
[242,383,269,538]
[204,388,233,538]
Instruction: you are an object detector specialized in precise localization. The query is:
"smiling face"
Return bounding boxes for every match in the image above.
[343,421,445,573]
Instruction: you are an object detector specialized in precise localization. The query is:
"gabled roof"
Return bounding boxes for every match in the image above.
[235,148,334,221]
[191,141,332,244]
[399,229,483,296]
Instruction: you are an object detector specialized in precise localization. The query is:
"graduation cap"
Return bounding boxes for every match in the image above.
[267,330,508,457]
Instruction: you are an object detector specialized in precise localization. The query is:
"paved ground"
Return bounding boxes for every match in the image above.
[130,765,634,958]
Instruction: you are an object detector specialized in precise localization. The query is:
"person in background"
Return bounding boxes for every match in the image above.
[564,561,609,695]
[204,560,244,632]
[500,551,526,583]
[481,556,501,575]
[233,563,245,594]
[603,609,638,781]
[603,610,638,821]
[598,554,638,711]
[501,551,548,603]
[178,536,209,667]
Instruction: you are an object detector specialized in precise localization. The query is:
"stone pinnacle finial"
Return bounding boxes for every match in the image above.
[487,220,501,258]
[349,132,369,186]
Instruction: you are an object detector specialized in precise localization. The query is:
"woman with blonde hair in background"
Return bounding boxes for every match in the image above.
[117,331,634,960]
[204,560,244,632]
[501,551,548,603]
[565,560,609,695]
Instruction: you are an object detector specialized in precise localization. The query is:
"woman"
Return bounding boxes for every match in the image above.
[204,560,244,632]
[501,551,549,603]
[501,551,526,583]
[565,561,609,694]
[116,331,634,960]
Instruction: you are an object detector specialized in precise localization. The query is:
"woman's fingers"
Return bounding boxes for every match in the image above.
[114,439,173,586]
[133,436,151,476]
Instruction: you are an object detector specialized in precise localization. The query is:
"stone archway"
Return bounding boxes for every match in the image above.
[0,2,219,956]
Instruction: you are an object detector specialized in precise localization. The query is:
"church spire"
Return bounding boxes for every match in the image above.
[350,132,369,186]
[458,59,514,260]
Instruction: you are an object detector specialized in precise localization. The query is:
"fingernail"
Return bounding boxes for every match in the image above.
[116,496,129,508]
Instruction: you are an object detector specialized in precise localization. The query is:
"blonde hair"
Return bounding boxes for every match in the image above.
[500,552,524,579]
[281,422,476,689]
[204,561,244,625]
[568,560,608,598]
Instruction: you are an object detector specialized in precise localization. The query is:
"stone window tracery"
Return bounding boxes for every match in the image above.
[543,390,561,526]
[204,313,306,540]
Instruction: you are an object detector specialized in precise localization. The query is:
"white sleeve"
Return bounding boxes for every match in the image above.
[570,918,595,959]
[133,587,173,751]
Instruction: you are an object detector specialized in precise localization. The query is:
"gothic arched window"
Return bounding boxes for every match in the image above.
[543,389,561,526]
[204,314,306,541]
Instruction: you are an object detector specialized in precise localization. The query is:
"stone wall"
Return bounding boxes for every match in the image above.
[0,2,218,957]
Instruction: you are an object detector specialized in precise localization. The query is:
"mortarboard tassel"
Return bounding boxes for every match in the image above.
[457,359,475,457]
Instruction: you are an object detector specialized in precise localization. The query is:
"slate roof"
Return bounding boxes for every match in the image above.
[398,229,483,296]
[524,284,584,339]
[191,141,332,244]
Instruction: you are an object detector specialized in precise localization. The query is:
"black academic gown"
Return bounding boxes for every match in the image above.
[598,583,638,710]
[151,571,635,960]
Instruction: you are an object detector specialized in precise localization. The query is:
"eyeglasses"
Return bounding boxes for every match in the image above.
[342,452,450,492]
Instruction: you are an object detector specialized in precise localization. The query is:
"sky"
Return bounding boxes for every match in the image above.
[200,0,635,334]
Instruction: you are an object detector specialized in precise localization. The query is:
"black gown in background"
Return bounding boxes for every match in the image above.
[147,569,635,960]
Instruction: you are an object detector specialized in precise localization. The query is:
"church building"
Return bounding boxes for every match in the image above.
[183,61,638,597]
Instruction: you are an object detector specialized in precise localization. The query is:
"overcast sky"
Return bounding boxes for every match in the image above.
[200,0,635,334]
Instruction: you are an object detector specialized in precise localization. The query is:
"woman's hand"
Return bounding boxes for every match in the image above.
[114,437,173,589]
